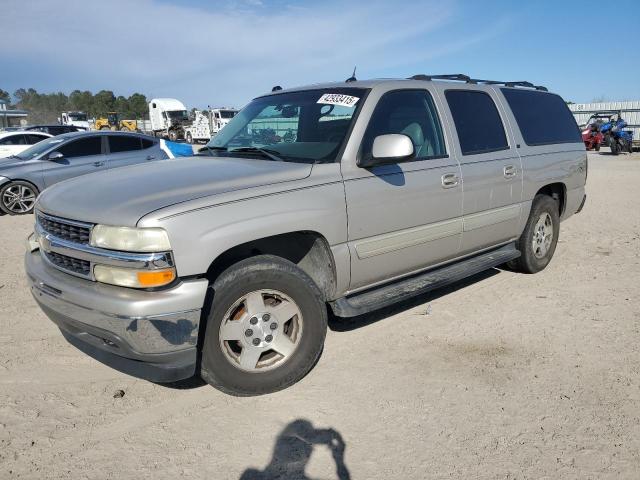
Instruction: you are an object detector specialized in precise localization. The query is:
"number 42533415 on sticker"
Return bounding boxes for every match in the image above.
[317,94,360,108]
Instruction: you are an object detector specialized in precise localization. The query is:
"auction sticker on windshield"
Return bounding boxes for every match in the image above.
[317,94,359,108]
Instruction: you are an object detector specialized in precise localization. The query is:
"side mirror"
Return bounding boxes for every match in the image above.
[48,151,64,161]
[358,134,414,168]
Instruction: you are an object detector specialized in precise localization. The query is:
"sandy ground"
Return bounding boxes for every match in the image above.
[1,152,639,479]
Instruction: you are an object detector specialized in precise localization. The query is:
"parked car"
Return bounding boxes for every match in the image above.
[0,131,167,215]
[25,75,587,395]
[23,124,86,135]
[0,131,52,158]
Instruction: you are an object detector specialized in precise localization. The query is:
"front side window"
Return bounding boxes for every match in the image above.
[26,134,48,145]
[206,88,367,163]
[58,137,102,157]
[501,88,581,146]
[361,89,446,161]
[109,135,142,153]
[445,90,508,155]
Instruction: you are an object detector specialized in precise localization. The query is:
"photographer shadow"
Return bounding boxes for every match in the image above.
[240,419,351,480]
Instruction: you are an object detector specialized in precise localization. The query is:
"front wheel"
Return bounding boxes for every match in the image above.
[200,255,327,396]
[186,132,193,144]
[610,138,619,155]
[0,180,39,215]
[508,194,560,274]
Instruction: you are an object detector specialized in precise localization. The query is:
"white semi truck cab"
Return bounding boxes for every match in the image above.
[59,112,90,130]
[149,98,189,141]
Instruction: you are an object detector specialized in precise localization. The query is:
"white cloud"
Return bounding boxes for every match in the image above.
[0,0,505,107]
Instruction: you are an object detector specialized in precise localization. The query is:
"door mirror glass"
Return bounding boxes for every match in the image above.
[359,134,414,168]
[48,151,64,161]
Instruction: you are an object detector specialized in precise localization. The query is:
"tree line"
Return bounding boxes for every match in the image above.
[0,88,149,124]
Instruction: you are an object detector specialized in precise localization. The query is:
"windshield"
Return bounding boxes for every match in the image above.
[69,113,87,121]
[167,110,188,120]
[14,136,67,160]
[219,110,237,119]
[205,88,366,163]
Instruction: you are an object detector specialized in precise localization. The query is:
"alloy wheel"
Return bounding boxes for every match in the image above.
[2,184,36,214]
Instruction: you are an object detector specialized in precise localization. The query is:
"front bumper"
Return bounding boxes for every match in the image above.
[26,249,209,382]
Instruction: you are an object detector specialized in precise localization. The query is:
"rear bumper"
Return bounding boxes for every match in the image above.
[26,249,209,382]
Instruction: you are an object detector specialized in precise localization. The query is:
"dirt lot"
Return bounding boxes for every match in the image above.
[1,153,639,479]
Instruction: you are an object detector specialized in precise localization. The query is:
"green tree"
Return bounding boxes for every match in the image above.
[93,90,116,117]
[0,89,11,105]
[127,93,148,119]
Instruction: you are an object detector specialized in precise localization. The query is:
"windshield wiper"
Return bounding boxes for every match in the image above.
[229,147,285,162]
[196,145,227,156]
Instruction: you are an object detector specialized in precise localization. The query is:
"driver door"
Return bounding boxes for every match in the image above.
[42,135,107,188]
[342,88,463,291]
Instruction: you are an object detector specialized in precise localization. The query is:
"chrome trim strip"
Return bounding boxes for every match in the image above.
[36,210,94,229]
[354,218,463,259]
[35,223,174,279]
[463,204,521,232]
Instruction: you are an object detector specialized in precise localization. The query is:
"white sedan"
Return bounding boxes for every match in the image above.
[0,131,52,158]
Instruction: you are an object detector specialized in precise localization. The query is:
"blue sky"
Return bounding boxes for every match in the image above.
[2,0,639,109]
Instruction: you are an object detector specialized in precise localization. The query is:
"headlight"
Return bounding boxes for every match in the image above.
[90,225,171,252]
[94,265,176,288]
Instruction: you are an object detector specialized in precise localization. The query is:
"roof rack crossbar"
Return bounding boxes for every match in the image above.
[409,74,548,91]
[409,74,476,83]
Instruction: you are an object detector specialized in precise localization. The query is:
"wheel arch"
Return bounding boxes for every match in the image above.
[205,230,338,302]
[535,182,566,216]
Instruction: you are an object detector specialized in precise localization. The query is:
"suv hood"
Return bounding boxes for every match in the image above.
[36,156,313,226]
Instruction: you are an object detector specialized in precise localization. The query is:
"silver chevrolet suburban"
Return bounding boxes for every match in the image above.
[25,74,587,395]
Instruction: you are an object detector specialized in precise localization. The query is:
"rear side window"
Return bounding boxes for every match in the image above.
[0,134,26,145]
[58,137,102,157]
[445,90,508,155]
[109,135,142,153]
[361,89,446,161]
[26,134,48,144]
[501,89,581,146]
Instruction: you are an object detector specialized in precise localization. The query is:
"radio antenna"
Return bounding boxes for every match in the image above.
[346,66,357,83]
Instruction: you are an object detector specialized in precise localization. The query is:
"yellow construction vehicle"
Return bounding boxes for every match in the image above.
[93,112,138,131]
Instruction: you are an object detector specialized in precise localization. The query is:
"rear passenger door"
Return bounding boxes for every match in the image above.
[107,135,145,169]
[441,88,523,254]
[42,136,107,187]
[107,136,163,169]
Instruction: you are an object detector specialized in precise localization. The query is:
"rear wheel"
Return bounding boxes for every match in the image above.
[508,194,560,274]
[120,126,130,132]
[594,142,600,151]
[200,255,327,396]
[168,130,178,142]
[186,132,193,144]
[0,180,39,215]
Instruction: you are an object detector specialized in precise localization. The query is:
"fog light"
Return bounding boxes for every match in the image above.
[94,265,176,288]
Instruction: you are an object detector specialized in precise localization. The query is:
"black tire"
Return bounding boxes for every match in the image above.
[627,141,633,154]
[200,255,327,396]
[168,130,178,142]
[610,138,619,155]
[186,132,193,144]
[594,143,600,152]
[507,194,560,274]
[0,180,39,215]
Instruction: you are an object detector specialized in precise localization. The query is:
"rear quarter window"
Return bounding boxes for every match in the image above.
[445,90,508,156]
[500,89,581,146]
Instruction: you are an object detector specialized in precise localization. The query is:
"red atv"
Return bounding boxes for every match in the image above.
[580,111,619,151]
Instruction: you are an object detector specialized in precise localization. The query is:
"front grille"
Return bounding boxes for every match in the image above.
[37,214,91,244]
[44,251,91,276]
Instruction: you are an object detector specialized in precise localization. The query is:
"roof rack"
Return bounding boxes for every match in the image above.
[409,74,548,91]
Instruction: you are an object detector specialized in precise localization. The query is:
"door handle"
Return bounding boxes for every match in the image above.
[146,155,156,161]
[93,161,105,167]
[441,173,459,188]
[503,165,517,178]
